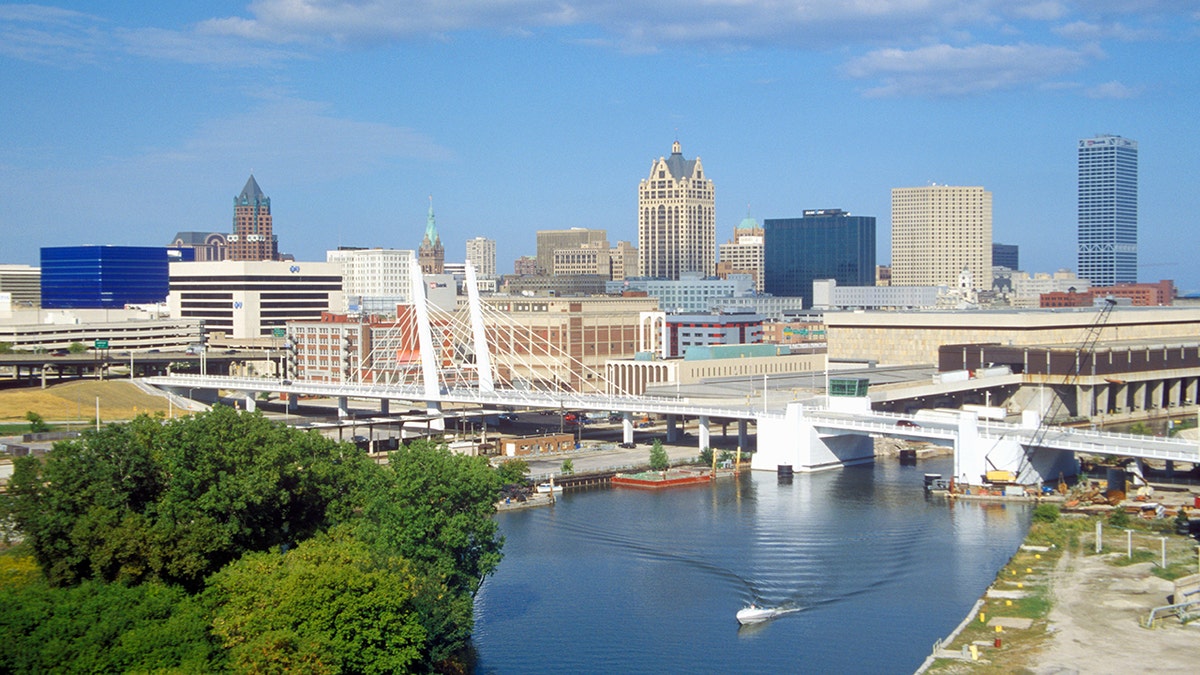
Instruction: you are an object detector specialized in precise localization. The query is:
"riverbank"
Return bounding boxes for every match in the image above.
[920,506,1200,673]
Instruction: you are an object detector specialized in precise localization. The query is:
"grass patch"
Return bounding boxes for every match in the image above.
[0,381,170,423]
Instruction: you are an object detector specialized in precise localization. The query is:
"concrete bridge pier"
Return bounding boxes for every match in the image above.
[666,414,680,442]
[337,396,349,418]
[737,420,748,450]
[380,399,389,416]
[698,415,710,451]
[954,410,1078,486]
[242,392,257,413]
[287,394,298,414]
[751,401,875,473]
[622,413,634,444]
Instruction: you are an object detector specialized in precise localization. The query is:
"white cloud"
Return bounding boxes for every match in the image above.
[844,42,1098,97]
[133,95,453,181]
[1082,80,1140,99]
[1055,21,1156,42]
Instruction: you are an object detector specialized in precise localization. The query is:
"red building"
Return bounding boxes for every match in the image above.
[227,175,279,261]
[1041,280,1175,308]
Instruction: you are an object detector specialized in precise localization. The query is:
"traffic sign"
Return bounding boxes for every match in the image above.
[94,339,109,349]
[272,328,286,338]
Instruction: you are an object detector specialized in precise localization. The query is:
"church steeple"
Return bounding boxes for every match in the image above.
[418,194,445,274]
[423,194,440,246]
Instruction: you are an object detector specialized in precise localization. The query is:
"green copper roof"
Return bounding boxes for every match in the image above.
[423,196,440,244]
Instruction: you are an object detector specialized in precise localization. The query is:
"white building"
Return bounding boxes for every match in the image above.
[168,260,343,342]
[465,237,496,277]
[326,248,415,314]
[812,279,944,310]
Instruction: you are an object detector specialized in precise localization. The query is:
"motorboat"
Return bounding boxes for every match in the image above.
[535,482,563,494]
[736,604,795,625]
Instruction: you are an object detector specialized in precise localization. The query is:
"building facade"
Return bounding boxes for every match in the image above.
[41,246,190,309]
[1078,135,1138,286]
[638,140,715,279]
[513,256,538,275]
[0,264,40,308]
[811,279,944,310]
[763,209,876,304]
[227,175,278,261]
[326,248,415,314]
[169,232,228,262]
[716,212,764,292]
[891,185,992,289]
[465,236,496,277]
[607,273,754,314]
[168,260,343,342]
[419,198,445,274]
[665,312,764,358]
[992,243,1019,270]
[535,228,608,276]
[609,241,638,281]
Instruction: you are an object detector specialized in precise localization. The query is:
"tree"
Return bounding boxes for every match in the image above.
[68,342,87,354]
[4,406,375,590]
[649,439,669,471]
[0,342,12,354]
[496,458,529,485]
[0,577,219,673]
[24,411,49,433]
[561,458,574,475]
[353,439,502,665]
[205,528,426,674]
[698,447,714,467]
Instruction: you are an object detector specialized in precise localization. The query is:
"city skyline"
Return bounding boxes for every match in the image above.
[2,3,1198,291]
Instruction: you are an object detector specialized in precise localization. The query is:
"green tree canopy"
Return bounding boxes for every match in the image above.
[496,457,529,484]
[5,406,374,589]
[205,527,426,674]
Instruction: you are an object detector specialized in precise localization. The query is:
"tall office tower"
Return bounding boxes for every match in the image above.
[763,209,875,304]
[717,210,764,292]
[465,236,496,276]
[419,197,445,274]
[891,185,992,289]
[535,228,608,275]
[992,243,1019,271]
[1078,135,1137,286]
[638,140,715,279]
[227,175,279,261]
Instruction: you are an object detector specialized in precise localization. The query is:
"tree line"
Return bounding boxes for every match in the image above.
[0,405,504,673]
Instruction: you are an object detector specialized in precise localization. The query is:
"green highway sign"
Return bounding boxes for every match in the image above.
[273,328,286,338]
[94,339,109,349]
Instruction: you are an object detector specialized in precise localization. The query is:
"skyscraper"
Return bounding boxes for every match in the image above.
[465,236,496,276]
[638,140,715,279]
[419,197,445,275]
[228,175,278,261]
[891,185,992,289]
[1078,135,1137,286]
[763,209,875,303]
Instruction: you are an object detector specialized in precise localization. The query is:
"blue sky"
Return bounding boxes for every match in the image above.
[2,1,1198,292]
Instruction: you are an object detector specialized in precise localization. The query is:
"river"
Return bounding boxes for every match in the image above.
[473,457,1030,674]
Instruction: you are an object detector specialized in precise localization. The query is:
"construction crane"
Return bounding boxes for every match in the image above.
[1014,296,1118,478]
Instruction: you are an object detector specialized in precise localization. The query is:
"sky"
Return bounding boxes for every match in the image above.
[2,1,1198,293]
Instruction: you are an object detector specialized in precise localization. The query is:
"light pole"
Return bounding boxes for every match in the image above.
[762,374,769,412]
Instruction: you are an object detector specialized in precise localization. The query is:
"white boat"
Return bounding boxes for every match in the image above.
[736,605,795,625]
[535,482,563,494]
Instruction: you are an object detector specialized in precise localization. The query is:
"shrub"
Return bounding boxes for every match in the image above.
[1032,503,1060,523]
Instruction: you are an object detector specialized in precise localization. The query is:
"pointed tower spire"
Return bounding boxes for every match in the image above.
[424,194,439,244]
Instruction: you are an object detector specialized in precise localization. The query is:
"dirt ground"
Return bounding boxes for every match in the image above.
[1032,550,1200,675]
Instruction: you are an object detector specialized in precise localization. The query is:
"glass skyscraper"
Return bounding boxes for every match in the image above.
[1078,135,1137,286]
[763,209,875,305]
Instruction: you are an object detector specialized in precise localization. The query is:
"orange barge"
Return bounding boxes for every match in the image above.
[611,470,713,489]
